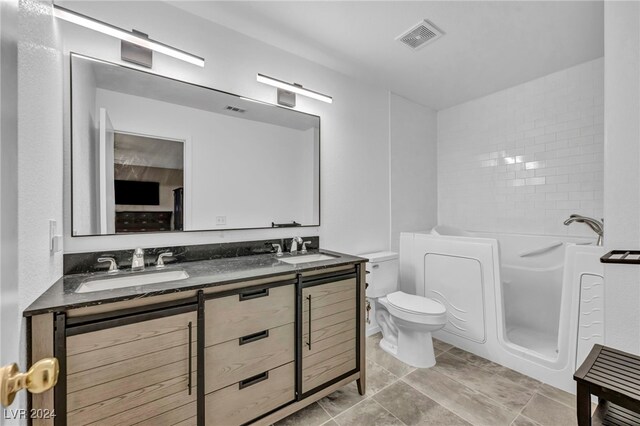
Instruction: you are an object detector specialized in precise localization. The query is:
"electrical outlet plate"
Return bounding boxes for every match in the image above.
[215,216,227,225]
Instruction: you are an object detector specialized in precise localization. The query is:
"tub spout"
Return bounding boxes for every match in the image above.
[564,214,604,246]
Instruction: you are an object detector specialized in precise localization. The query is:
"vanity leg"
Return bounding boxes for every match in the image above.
[357,376,365,396]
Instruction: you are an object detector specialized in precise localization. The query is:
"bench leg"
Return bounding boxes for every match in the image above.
[576,382,592,426]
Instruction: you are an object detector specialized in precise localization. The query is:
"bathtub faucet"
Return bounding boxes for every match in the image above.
[563,214,604,246]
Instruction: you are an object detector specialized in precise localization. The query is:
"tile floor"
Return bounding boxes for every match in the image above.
[275,334,588,426]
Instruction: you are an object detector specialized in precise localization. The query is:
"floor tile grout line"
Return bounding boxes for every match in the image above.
[434,340,455,354]
[330,396,372,424]
[323,360,405,422]
[315,400,333,422]
[444,346,542,389]
[534,388,578,411]
[532,391,581,414]
[401,379,480,423]
[398,376,484,426]
[423,360,530,417]
[400,368,524,426]
[372,337,555,417]
[512,401,529,424]
[370,337,565,425]
[285,337,571,426]
[442,345,546,404]
[366,374,404,399]
[369,357,404,382]
[440,341,579,416]
[512,412,541,426]
[370,396,409,426]
[511,393,537,426]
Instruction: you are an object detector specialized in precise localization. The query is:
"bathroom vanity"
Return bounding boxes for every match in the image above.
[25,45,348,425]
[24,251,366,426]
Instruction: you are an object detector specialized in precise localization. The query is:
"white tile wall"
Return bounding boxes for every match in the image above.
[438,58,604,237]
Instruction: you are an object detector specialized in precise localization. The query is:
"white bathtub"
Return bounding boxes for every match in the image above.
[399,227,606,392]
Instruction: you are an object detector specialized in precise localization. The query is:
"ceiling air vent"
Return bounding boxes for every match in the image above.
[225,105,246,113]
[397,19,444,51]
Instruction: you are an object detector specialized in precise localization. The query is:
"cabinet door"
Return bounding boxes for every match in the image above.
[65,309,197,425]
[301,277,358,394]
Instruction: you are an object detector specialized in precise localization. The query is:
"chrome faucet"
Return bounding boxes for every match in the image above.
[131,247,145,271]
[97,257,119,274]
[156,252,173,268]
[290,236,303,254]
[564,214,604,246]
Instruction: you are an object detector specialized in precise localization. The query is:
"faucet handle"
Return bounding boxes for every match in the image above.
[271,243,283,257]
[97,257,119,274]
[156,252,174,268]
[301,241,312,254]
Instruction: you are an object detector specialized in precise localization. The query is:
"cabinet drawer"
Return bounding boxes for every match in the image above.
[205,322,294,393]
[205,284,294,345]
[205,362,295,425]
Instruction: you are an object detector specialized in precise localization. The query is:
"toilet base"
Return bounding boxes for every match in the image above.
[379,328,437,369]
[379,336,398,355]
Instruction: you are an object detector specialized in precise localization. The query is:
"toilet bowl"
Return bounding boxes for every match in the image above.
[375,291,446,368]
[362,251,447,368]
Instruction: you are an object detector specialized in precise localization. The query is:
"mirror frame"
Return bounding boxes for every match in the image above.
[69,53,321,237]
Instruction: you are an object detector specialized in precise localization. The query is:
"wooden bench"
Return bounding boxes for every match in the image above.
[574,344,640,425]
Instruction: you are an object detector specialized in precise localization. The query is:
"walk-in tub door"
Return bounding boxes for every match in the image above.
[423,253,487,342]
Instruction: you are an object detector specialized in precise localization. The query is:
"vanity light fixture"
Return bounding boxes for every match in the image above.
[52,4,205,68]
[257,73,333,106]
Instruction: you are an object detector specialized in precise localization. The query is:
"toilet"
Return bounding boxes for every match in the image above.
[363,251,447,368]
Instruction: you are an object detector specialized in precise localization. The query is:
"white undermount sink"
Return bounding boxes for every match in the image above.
[279,253,338,265]
[76,269,189,293]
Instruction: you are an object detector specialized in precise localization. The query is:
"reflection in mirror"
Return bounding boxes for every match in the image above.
[113,133,184,233]
[71,54,320,236]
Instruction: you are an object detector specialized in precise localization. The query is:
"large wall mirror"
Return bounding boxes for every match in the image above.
[70,54,320,236]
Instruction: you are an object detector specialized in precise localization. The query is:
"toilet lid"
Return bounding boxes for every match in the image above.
[386,291,446,315]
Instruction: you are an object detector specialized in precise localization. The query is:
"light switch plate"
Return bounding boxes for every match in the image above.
[49,220,62,253]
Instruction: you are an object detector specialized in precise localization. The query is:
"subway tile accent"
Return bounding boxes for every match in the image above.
[438,58,604,236]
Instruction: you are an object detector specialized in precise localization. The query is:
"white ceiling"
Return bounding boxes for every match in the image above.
[114,133,185,170]
[171,1,604,110]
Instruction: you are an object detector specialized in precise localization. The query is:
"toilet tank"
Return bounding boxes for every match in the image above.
[361,251,399,298]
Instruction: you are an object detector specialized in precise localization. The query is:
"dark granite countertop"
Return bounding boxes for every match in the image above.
[24,250,367,316]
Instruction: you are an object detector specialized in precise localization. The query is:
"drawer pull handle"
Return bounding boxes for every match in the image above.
[239,288,269,301]
[187,321,192,395]
[306,295,312,350]
[239,330,269,345]
[239,371,269,389]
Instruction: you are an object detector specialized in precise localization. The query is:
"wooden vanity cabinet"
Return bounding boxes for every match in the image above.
[63,305,198,426]
[203,281,297,425]
[300,271,359,396]
[29,262,366,426]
